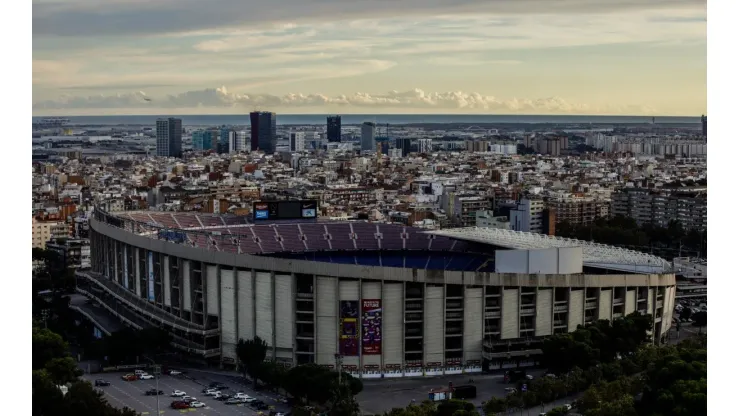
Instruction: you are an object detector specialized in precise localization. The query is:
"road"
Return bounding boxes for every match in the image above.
[83,370,290,416]
[356,369,547,415]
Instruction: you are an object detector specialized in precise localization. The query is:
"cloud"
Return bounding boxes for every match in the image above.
[33,0,703,37]
[32,86,657,115]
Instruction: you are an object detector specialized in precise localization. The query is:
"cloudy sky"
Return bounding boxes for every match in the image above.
[32,0,706,116]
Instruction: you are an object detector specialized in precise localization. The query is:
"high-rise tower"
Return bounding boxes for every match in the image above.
[155,118,182,158]
[327,115,342,143]
[250,112,277,153]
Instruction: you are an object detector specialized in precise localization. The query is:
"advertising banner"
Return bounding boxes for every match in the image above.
[147,252,155,302]
[362,299,382,355]
[339,300,359,356]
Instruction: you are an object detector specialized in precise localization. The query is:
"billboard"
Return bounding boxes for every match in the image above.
[253,200,318,221]
[339,300,359,356]
[362,299,382,355]
[147,252,155,302]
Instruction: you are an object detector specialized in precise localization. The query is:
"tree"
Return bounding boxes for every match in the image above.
[679,307,693,322]
[33,326,70,370]
[236,336,268,383]
[691,311,707,327]
[483,397,507,414]
[44,357,84,385]
[327,382,361,416]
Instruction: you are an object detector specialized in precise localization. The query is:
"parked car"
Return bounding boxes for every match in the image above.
[171,390,187,397]
[121,374,137,381]
[209,382,227,389]
[171,401,190,409]
[202,388,218,395]
[214,393,231,401]
[167,370,183,376]
[139,373,155,380]
[233,392,250,400]
[225,398,246,405]
[182,396,198,403]
[94,379,110,386]
[145,389,164,396]
[190,401,206,408]
[134,370,146,376]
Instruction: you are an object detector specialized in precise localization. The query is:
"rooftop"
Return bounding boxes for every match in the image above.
[425,227,672,274]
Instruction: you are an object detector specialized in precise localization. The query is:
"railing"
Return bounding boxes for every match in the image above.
[77,271,218,335]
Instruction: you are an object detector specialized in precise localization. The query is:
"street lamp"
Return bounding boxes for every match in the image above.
[143,356,161,415]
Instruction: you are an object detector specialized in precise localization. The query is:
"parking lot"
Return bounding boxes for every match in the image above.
[82,370,291,416]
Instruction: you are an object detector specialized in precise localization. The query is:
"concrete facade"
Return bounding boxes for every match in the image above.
[83,215,676,379]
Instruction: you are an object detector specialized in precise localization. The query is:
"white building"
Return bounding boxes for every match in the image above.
[475,210,511,230]
[418,138,433,154]
[509,198,545,234]
[290,132,305,152]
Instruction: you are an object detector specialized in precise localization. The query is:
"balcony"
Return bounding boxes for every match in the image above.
[554,305,568,313]
[613,298,625,306]
[520,308,535,316]
[585,301,598,309]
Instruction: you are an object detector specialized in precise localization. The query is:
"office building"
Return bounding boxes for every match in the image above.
[418,138,433,154]
[701,115,707,136]
[250,112,277,153]
[396,138,411,157]
[361,122,376,151]
[327,116,342,143]
[155,118,183,158]
[290,131,305,152]
[228,130,248,153]
[219,127,232,154]
[192,130,206,151]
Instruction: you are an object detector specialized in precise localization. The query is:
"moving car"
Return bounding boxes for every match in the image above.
[171,401,190,409]
[145,389,164,396]
[190,401,206,408]
[209,382,228,390]
[203,388,219,396]
[182,396,198,403]
[94,379,110,387]
[121,374,137,381]
[167,370,183,376]
[171,390,187,397]
[139,373,155,380]
[233,392,250,399]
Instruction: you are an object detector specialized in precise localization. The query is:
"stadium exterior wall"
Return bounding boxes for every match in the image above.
[83,216,677,379]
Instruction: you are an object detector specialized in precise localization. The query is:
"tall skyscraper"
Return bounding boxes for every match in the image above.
[250,111,277,153]
[327,115,342,143]
[701,114,707,136]
[290,131,305,152]
[396,138,411,157]
[229,130,248,153]
[192,129,205,151]
[361,121,376,151]
[418,138,432,154]
[155,118,182,158]
[219,127,232,154]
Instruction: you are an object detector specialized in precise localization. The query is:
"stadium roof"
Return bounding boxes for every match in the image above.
[425,227,673,274]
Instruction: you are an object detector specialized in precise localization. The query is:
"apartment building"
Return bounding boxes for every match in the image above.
[46,238,91,269]
[509,198,546,234]
[32,217,70,249]
[475,210,511,230]
[612,188,707,231]
[547,198,611,226]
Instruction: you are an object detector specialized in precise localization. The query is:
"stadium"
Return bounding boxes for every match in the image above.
[77,202,676,379]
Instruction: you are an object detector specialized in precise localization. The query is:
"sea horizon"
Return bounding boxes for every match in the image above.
[32,114,702,126]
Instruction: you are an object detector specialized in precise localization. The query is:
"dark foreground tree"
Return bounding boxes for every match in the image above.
[236,336,268,383]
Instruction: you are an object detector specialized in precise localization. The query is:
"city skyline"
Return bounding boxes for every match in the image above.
[33,0,706,116]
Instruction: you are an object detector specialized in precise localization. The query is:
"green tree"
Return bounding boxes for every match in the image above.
[44,357,83,385]
[236,336,268,384]
[483,397,507,414]
[327,382,361,416]
[33,326,70,370]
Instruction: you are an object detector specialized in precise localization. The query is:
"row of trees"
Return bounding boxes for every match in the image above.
[556,215,707,258]
[377,313,706,416]
[236,337,364,415]
[33,322,138,416]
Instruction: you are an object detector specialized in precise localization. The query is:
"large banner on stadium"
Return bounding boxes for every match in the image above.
[362,300,382,355]
[339,301,359,356]
[147,252,155,302]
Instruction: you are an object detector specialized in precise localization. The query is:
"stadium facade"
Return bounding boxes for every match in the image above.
[78,208,676,379]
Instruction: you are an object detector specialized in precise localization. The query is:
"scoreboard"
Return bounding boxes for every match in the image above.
[253,200,318,221]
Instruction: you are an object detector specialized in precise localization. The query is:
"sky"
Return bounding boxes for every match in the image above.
[32,0,707,116]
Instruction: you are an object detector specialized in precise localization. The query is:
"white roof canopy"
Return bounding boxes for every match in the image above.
[426,227,672,274]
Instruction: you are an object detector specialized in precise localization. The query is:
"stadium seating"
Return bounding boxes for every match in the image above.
[298,224,331,251]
